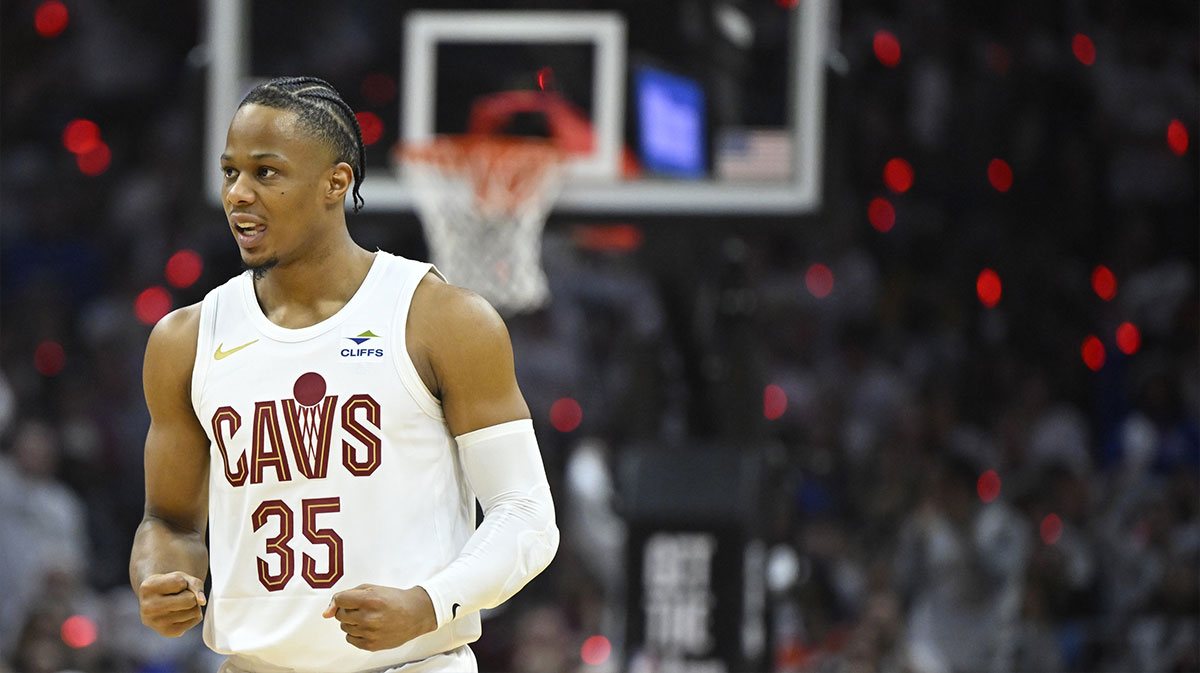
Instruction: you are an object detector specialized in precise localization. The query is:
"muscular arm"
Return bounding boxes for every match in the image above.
[326,274,558,651]
[129,305,212,636]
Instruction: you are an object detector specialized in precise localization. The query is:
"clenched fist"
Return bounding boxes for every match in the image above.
[322,584,437,651]
[137,571,206,637]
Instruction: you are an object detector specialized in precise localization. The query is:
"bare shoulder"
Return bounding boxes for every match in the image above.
[143,303,203,406]
[408,273,528,434]
[146,303,202,362]
[410,272,509,348]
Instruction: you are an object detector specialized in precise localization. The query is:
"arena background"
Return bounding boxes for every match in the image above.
[1,1,1197,672]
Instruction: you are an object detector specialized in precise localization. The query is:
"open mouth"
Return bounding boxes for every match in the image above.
[232,221,266,246]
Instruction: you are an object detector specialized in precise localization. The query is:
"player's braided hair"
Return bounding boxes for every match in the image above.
[239,76,366,212]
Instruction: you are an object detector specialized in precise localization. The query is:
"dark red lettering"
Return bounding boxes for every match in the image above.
[211,406,247,487]
[251,499,294,591]
[301,497,344,588]
[341,394,382,477]
[252,401,292,484]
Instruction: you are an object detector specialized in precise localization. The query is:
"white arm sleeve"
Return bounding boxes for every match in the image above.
[418,419,559,627]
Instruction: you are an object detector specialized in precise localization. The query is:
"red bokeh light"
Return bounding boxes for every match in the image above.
[63,119,101,154]
[873,30,902,68]
[35,1,69,38]
[977,470,1001,503]
[976,268,1002,308]
[572,224,643,252]
[987,159,1013,192]
[34,341,66,377]
[883,158,914,193]
[61,615,97,649]
[537,67,555,91]
[356,112,384,146]
[361,73,397,106]
[77,141,111,176]
[764,384,788,420]
[1116,322,1141,355]
[166,249,204,288]
[805,263,834,299]
[135,286,173,325]
[1072,34,1095,66]
[580,635,612,666]
[1040,514,1063,545]
[1081,335,1105,371]
[774,0,800,8]
[550,398,582,433]
[1167,119,1188,156]
[868,197,895,232]
[1091,265,1117,301]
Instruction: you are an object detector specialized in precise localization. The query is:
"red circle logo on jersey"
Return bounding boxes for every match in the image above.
[294,372,327,406]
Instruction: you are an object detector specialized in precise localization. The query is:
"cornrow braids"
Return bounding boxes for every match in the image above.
[239,76,367,212]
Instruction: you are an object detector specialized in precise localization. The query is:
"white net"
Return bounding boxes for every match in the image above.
[298,404,321,462]
[401,136,564,314]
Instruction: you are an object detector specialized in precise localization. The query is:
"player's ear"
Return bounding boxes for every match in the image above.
[325,162,353,205]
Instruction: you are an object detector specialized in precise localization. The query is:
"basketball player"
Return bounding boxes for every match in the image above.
[129,77,559,672]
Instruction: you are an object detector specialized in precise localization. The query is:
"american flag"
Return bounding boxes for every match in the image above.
[715,128,793,181]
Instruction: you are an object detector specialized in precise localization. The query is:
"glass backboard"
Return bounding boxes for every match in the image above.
[204,0,830,214]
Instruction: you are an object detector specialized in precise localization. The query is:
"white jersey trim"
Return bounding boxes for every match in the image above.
[390,263,446,421]
[190,293,219,420]
[237,252,388,343]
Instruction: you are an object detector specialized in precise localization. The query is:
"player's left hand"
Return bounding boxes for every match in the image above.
[322,584,438,651]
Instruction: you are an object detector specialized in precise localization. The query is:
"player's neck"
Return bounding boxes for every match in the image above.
[251,231,376,329]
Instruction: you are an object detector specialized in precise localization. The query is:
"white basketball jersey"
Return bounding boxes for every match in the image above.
[190,252,480,672]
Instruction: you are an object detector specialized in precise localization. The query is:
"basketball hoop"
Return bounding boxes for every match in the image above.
[399,135,565,314]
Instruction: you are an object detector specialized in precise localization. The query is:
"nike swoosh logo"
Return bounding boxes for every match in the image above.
[213,339,259,360]
[452,603,461,619]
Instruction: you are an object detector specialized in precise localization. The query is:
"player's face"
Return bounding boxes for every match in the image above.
[220,104,339,272]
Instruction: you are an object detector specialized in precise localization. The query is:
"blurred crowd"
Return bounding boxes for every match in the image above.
[1,1,1197,672]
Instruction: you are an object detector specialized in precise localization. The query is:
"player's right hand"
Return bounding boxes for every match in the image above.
[137,571,207,637]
